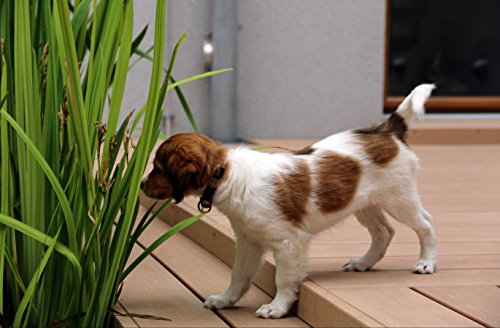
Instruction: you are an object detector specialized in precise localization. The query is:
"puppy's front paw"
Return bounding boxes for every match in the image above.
[412,260,436,274]
[204,294,235,309]
[256,303,288,319]
[343,259,373,272]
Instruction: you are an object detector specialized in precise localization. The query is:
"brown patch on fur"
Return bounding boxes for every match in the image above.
[142,133,227,202]
[315,152,361,213]
[385,113,408,141]
[293,145,316,155]
[358,134,399,166]
[274,159,311,226]
[355,113,408,143]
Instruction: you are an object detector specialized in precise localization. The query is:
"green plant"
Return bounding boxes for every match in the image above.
[0,0,229,326]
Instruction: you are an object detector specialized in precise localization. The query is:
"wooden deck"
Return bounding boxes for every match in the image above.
[116,133,500,327]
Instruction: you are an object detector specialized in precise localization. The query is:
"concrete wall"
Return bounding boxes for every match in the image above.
[164,0,212,135]
[236,0,386,139]
[120,0,387,140]
[120,0,211,136]
[119,0,155,134]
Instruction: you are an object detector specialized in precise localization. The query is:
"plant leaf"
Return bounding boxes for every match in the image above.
[121,213,204,281]
[0,214,81,282]
[0,109,78,253]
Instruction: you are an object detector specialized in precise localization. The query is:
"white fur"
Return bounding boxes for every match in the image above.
[396,83,435,122]
[204,84,437,318]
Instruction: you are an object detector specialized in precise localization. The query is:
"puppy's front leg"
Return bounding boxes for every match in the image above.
[256,239,308,319]
[205,237,264,309]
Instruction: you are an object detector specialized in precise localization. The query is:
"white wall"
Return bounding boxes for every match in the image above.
[164,0,212,134]
[120,0,211,136]
[119,0,155,134]
[236,0,386,139]
[119,0,387,140]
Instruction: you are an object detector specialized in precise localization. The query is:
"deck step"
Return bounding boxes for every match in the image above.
[115,244,228,327]
[140,194,494,327]
[409,119,500,144]
[137,195,384,327]
[117,205,309,328]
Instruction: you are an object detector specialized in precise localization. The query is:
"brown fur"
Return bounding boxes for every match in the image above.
[355,113,409,143]
[141,158,174,199]
[293,145,316,155]
[273,159,311,226]
[315,152,361,213]
[142,133,227,202]
[358,134,399,166]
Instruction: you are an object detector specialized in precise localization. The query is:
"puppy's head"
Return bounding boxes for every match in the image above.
[141,133,227,203]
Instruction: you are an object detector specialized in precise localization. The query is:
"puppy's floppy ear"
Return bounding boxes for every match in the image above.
[158,133,226,203]
[170,161,204,203]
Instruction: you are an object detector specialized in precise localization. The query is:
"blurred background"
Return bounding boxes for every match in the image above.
[120,0,500,141]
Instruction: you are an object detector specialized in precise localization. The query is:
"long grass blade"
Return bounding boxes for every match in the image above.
[167,68,233,92]
[0,56,9,314]
[13,228,62,327]
[170,76,198,132]
[121,213,204,281]
[71,0,91,37]
[95,0,167,323]
[5,248,27,294]
[53,0,92,176]
[0,214,81,281]
[101,1,133,172]
[129,68,232,136]
[0,110,78,253]
[125,199,172,262]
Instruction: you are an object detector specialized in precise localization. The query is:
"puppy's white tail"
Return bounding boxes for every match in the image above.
[395,84,435,123]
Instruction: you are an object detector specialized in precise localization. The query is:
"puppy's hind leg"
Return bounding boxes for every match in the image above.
[343,205,395,272]
[205,237,264,309]
[382,195,437,274]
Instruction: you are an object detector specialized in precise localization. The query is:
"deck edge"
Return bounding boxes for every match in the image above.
[139,194,381,327]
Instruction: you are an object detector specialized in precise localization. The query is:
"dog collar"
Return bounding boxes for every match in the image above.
[198,166,225,213]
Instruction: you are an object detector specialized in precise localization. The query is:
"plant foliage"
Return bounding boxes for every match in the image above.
[0,0,229,326]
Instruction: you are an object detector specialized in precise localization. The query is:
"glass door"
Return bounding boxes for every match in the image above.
[385,0,500,112]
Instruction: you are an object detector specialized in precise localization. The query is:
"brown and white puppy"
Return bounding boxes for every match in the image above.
[141,84,437,319]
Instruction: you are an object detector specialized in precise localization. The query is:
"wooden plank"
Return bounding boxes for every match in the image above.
[408,125,500,144]
[411,120,500,129]
[166,196,500,266]
[136,208,309,327]
[330,287,480,327]
[308,254,500,273]
[420,195,500,215]
[310,269,500,289]
[414,285,500,327]
[136,202,386,327]
[298,281,383,327]
[311,213,500,244]
[309,242,500,258]
[119,246,228,327]
[140,194,237,268]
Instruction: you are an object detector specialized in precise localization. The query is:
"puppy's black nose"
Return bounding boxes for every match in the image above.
[140,180,145,190]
